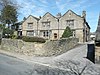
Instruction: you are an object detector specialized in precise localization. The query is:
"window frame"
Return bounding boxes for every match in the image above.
[66,20,74,28]
[26,30,34,36]
[42,21,50,28]
[27,22,33,29]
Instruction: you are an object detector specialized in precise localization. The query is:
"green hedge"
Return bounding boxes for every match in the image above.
[22,36,46,43]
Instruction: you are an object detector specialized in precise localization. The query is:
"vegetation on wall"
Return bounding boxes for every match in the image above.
[62,26,73,38]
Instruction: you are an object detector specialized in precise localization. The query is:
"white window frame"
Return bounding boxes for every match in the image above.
[27,30,34,36]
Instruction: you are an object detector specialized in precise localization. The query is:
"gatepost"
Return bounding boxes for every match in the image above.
[87,42,95,63]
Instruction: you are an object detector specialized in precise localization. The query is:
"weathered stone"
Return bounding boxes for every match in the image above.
[1,38,78,56]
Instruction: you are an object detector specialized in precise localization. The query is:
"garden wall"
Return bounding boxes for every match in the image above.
[1,38,79,56]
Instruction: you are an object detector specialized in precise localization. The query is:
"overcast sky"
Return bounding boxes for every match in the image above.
[16,0,100,32]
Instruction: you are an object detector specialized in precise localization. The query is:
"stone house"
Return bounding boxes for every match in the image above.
[59,10,90,42]
[11,21,23,37]
[38,12,59,39]
[22,15,39,37]
[22,10,90,42]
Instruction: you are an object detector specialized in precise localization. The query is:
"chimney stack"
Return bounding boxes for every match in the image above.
[56,13,62,19]
[39,16,41,19]
[82,11,86,19]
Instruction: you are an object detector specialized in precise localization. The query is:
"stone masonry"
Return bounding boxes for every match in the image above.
[1,38,78,56]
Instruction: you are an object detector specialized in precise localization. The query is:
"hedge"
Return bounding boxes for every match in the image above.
[22,36,46,43]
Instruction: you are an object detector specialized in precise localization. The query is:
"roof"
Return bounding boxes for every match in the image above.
[11,21,23,26]
[42,12,58,19]
[31,15,40,21]
[22,15,40,24]
[86,22,91,29]
[62,10,82,18]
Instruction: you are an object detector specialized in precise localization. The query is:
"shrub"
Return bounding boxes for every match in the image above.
[3,28,14,38]
[22,36,46,43]
[11,34,18,39]
[62,26,73,38]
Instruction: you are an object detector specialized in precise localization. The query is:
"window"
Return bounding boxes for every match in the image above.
[43,31,49,37]
[27,31,34,36]
[66,20,74,28]
[18,25,22,30]
[27,23,33,29]
[42,22,50,28]
[43,31,45,37]
[54,33,57,39]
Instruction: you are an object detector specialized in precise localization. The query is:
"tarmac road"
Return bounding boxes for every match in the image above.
[0,53,33,75]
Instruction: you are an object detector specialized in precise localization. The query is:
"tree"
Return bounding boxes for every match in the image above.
[3,28,14,38]
[0,0,18,9]
[62,26,73,38]
[0,4,18,28]
[0,24,14,38]
[0,24,5,29]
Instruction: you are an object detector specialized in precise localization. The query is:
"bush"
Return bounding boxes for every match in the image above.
[22,36,46,43]
[62,26,73,38]
[3,28,14,38]
[11,34,18,39]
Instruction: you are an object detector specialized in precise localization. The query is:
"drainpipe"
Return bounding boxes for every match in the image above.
[37,21,39,36]
[58,19,59,39]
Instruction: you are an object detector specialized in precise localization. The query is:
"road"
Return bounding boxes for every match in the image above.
[0,44,100,75]
[0,53,33,75]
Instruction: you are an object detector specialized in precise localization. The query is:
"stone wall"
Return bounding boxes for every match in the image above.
[43,38,79,56]
[1,38,78,56]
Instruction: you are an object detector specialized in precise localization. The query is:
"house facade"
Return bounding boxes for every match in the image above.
[22,15,39,37]
[38,12,59,39]
[22,10,90,42]
[59,10,90,42]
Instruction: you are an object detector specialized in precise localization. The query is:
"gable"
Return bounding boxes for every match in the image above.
[22,15,39,24]
[61,10,83,20]
[40,12,57,22]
